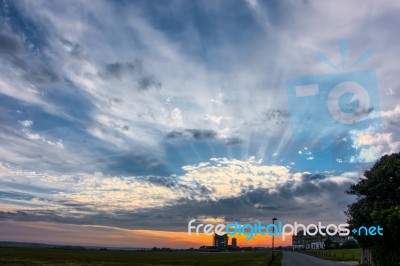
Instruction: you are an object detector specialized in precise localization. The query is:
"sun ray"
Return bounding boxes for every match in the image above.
[339,39,347,68]
[316,52,337,69]
[350,49,373,69]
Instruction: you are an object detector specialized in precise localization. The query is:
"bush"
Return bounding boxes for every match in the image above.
[341,239,359,249]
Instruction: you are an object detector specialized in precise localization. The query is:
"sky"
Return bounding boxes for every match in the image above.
[0,0,400,248]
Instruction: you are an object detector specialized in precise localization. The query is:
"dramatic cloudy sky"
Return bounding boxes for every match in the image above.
[0,0,400,248]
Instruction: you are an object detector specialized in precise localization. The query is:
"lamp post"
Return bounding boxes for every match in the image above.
[272,218,277,261]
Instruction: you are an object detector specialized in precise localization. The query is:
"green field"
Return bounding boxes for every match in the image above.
[301,248,361,261]
[0,247,282,266]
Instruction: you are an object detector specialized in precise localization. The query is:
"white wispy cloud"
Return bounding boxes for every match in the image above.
[350,103,400,163]
[18,120,33,127]
[4,0,295,158]
[1,0,397,170]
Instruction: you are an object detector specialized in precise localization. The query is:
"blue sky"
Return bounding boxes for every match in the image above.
[0,0,400,246]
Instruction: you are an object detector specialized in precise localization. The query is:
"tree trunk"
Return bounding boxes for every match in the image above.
[360,248,374,266]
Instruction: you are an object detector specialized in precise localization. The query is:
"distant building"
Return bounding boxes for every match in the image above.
[213,233,229,249]
[292,229,355,250]
[231,238,237,247]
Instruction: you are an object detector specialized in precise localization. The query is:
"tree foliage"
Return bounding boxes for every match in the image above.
[341,239,359,249]
[346,153,400,265]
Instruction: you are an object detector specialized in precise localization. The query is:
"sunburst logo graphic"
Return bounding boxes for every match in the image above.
[316,40,375,124]
[286,40,381,168]
[316,39,373,70]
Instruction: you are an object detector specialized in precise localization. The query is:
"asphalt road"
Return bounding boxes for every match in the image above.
[282,251,358,266]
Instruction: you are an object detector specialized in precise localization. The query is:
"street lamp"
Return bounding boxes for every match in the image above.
[272,218,277,260]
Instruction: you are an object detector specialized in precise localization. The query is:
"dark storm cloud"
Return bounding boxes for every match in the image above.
[166,129,218,140]
[59,38,84,58]
[0,32,21,53]
[0,176,356,231]
[139,175,179,188]
[101,60,162,91]
[113,97,124,104]
[225,137,243,145]
[388,120,400,127]
[24,65,60,83]
[133,178,356,231]
[138,75,162,91]
[165,131,184,139]
[301,173,326,181]
[0,31,61,84]
[95,118,130,132]
[264,109,290,124]
[97,152,170,176]
[104,60,143,78]
[166,130,242,146]
[187,129,217,140]
[0,191,36,201]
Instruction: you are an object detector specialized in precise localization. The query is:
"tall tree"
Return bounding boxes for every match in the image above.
[346,153,400,266]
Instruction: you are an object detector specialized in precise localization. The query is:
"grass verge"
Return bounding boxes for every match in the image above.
[0,247,282,266]
[301,248,360,262]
